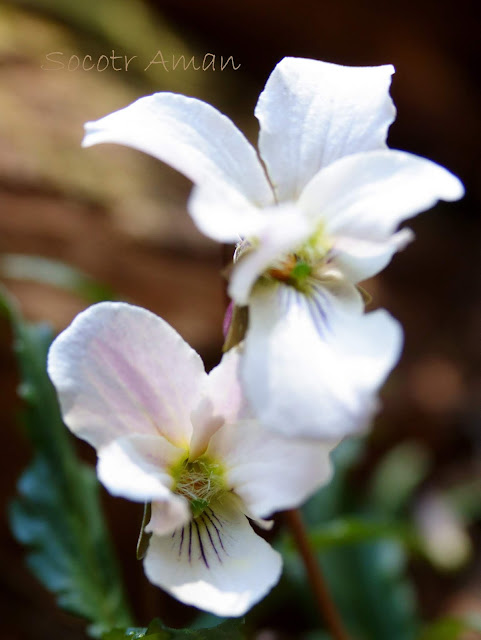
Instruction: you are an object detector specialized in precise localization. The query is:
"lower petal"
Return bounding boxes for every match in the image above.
[242,283,403,440]
[143,495,282,616]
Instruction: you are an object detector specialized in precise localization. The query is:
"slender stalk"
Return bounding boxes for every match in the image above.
[285,509,351,640]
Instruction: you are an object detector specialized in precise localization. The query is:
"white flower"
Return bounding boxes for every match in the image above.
[81,57,464,440]
[47,302,336,616]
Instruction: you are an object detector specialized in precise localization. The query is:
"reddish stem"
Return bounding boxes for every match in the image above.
[285,509,351,640]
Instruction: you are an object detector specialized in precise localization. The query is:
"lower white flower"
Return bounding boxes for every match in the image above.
[47,302,337,616]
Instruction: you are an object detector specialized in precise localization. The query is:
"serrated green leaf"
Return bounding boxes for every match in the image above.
[2,288,133,636]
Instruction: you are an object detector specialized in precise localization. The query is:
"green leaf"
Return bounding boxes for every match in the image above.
[367,441,431,516]
[0,254,115,303]
[299,516,420,553]
[418,614,481,640]
[2,288,133,637]
[102,629,150,640]
[103,620,245,640]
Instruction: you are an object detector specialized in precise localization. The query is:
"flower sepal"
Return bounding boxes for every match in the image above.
[136,502,152,560]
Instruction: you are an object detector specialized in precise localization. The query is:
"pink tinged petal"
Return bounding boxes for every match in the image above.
[206,419,337,520]
[228,205,312,306]
[189,349,247,460]
[83,92,273,207]
[97,434,185,502]
[299,150,464,277]
[146,497,191,537]
[242,284,403,440]
[47,302,206,450]
[255,57,395,201]
[143,495,282,616]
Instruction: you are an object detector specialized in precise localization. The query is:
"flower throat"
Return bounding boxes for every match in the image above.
[172,458,226,518]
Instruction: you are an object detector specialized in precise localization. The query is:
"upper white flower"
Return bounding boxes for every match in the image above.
[47,302,336,616]
[82,57,464,440]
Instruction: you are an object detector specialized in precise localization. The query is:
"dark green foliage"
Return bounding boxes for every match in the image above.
[102,619,245,640]
[2,290,133,637]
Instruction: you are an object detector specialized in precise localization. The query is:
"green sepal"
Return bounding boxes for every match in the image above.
[136,502,152,560]
[357,284,373,307]
[222,305,248,352]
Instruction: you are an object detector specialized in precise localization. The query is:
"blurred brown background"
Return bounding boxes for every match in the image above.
[0,0,480,638]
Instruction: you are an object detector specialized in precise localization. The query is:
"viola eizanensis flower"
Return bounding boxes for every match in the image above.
[82,57,464,440]
[47,302,337,616]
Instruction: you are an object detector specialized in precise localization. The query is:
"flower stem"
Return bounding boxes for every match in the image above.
[285,508,351,640]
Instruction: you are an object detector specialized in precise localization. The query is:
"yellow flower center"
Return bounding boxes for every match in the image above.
[264,221,332,290]
[170,457,227,518]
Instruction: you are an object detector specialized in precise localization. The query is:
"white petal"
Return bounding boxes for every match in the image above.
[189,348,247,460]
[47,302,205,450]
[242,284,403,440]
[97,434,185,502]
[300,149,464,244]
[332,228,414,283]
[83,92,273,207]
[143,495,282,616]
[147,497,191,537]
[206,419,337,519]
[228,205,312,305]
[255,57,395,201]
[188,182,269,243]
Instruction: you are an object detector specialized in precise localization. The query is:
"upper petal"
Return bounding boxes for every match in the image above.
[47,302,205,450]
[83,92,273,206]
[206,418,337,520]
[189,348,248,460]
[255,57,395,201]
[143,494,282,616]
[242,283,403,440]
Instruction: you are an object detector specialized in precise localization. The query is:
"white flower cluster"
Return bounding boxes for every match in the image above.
[48,58,463,617]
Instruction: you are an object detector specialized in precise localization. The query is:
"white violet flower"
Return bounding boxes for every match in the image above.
[81,57,464,440]
[47,302,337,616]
